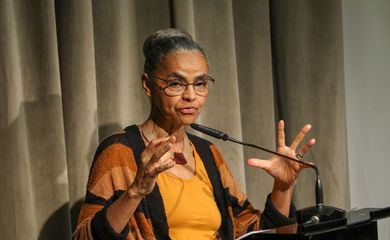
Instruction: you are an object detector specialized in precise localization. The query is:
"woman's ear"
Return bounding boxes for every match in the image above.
[142,73,152,97]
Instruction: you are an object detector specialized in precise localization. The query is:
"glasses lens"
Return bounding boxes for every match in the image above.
[193,80,210,96]
[160,77,214,97]
[164,80,185,96]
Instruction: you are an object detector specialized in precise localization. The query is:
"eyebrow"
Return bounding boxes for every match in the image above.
[168,72,209,81]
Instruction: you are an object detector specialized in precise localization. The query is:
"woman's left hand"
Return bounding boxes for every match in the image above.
[247,120,316,190]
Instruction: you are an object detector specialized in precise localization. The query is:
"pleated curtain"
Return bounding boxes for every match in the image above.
[0,0,348,239]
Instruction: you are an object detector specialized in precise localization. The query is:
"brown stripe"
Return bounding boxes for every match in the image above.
[134,212,155,239]
[87,143,137,190]
[89,167,136,200]
[77,204,104,225]
[210,144,247,205]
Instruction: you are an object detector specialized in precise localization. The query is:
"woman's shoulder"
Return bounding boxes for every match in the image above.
[92,124,144,163]
[99,124,138,144]
[86,125,142,190]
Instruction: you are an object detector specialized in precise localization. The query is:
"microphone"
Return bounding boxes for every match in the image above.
[302,215,320,225]
[190,123,230,141]
[191,123,317,169]
[190,123,346,229]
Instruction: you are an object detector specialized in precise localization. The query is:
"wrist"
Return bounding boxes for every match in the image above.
[272,182,294,201]
[127,185,145,200]
[271,181,294,217]
[273,179,296,192]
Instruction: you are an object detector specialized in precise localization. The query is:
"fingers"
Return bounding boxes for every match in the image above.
[145,158,175,177]
[277,120,286,148]
[290,124,312,150]
[141,136,176,177]
[247,158,271,169]
[150,137,175,164]
[141,136,175,163]
[301,161,315,169]
[296,138,316,159]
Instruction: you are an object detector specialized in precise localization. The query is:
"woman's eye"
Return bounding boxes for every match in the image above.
[194,80,207,87]
[167,80,184,88]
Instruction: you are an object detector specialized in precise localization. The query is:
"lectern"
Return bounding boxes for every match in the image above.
[240,207,390,240]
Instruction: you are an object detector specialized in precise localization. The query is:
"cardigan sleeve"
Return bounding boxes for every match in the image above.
[260,193,296,229]
[209,144,296,238]
[72,141,138,240]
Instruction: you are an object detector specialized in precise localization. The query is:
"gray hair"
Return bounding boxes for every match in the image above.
[143,28,207,73]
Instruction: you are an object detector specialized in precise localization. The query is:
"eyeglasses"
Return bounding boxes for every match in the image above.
[148,74,215,97]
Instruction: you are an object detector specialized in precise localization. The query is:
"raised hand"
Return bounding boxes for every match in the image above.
[130,136,176,197]
[247,120,316,189]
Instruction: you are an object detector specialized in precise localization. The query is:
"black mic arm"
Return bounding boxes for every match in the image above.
[190,123,324,206]
[190,123,345,228]
[228,136,324,207]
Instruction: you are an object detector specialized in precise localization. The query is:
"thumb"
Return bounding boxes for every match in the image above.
[247,158,271,169]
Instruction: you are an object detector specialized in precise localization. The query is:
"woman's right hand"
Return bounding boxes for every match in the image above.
[129,136,176,198]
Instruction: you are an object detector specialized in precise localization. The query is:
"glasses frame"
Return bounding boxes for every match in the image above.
[148,73,216,97]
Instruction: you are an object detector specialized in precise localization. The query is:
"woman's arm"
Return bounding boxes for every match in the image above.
[248,120,316,217]
[73,136,175,239]
[106,136,175,233]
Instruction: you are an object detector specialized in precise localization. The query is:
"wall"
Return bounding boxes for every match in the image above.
[342,0,390,239]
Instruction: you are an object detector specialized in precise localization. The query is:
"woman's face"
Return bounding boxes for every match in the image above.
[144,49,209,127]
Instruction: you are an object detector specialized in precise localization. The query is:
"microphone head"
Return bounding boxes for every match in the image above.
[310,215,320,224]
[190,123,229,141]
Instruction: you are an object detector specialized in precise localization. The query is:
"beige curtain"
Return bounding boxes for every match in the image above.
[0,0,349,239]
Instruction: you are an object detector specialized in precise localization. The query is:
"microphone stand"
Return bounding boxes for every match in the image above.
[190,123,346,231]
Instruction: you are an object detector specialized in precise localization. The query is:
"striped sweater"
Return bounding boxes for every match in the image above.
[72,125,296,240]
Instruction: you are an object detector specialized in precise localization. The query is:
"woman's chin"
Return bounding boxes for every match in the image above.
[177,115,198,126]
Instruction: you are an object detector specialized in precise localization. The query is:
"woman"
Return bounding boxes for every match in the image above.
[73,28,315,240]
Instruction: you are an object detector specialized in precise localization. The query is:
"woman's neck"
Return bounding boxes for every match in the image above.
[140,118,190,165]
[141,118,186,143]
